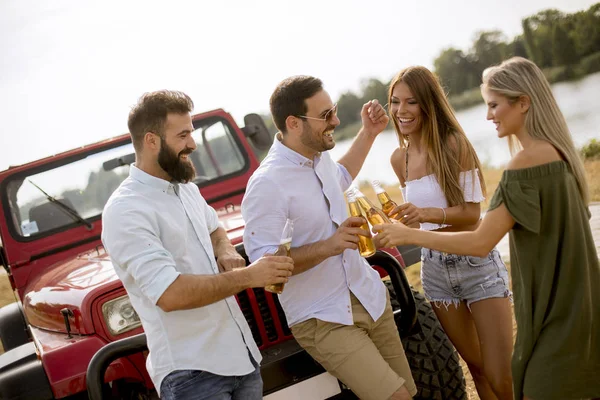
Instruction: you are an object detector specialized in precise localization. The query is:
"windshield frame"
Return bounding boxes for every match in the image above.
[0,138,131,243]
[192,116,251,189]
[1,115,251,243]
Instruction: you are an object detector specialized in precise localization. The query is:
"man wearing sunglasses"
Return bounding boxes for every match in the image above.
[242,76,417,400]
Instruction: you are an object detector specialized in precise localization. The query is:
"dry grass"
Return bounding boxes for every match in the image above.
[404,262,422,292]
[585,159,600,202]
[479,167,505,209]
[0,274,14,309]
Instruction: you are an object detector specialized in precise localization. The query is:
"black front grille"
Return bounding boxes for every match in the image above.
[235,288,292,348]
[236,290,263,347]
[252,289,278,342]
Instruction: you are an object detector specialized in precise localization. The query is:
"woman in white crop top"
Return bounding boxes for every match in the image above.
[380,66,514,400]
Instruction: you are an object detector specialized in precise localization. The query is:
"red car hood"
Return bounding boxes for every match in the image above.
[218,209,246,245]
[22,209,247,335]
[23,248,120,335]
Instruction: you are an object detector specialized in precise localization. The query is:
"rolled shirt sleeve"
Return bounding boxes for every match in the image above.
[102,201,181,305]
[336,162,353,192]
[242,174,287,262]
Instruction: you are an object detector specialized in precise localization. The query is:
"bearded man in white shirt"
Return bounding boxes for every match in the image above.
[102,90,294,400]
[242,77,417,400]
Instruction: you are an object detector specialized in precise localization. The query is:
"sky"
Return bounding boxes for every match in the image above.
[0,0,597,171]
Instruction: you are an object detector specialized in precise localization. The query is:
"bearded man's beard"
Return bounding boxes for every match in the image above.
[300,121,336,152]
[157,138,196,183]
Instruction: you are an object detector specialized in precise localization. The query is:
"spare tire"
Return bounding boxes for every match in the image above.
[385,281,467,400]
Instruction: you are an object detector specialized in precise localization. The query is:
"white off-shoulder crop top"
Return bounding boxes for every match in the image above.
[400,169,485,231]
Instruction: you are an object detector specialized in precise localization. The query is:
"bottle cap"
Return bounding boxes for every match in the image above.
[352,187,365,197]
[345,189,356,201]
[372,180,385,193]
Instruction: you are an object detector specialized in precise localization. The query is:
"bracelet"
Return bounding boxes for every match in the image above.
[439,207,447,226]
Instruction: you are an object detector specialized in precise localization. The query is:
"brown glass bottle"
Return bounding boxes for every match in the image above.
[372,180,399,218]
[353,189,392,226]
[346,193,376,257]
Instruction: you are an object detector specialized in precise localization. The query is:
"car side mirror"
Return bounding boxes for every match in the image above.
[102,153,135,171]
[241,114,273,151]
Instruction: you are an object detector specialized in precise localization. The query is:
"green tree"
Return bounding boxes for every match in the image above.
[360,78,389,107]
[336,91,363,127]
[581,138,600,160]
[526,9,565,67]
[570,4,600,58]
[335,4,598,115]
[507,35,529,59]
[552,23,578,66]
[471,31,508,73]
[522,18,542,64]
[434,48,478,94]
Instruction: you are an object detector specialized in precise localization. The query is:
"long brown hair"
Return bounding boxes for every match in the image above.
[388,66,486,207]
[482,57,589,204]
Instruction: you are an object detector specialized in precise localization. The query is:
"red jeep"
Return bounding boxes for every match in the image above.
[0,109,466,399]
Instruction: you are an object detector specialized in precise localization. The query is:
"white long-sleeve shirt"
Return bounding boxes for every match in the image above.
[102,165,261,393]
[242,135,387,327]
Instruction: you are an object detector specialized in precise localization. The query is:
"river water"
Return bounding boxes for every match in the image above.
[330,72,600,185]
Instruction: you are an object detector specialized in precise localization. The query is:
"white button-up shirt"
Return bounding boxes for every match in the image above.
[102,165,261,393]
[241,136,386,327]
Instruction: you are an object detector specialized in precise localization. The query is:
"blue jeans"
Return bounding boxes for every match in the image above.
[160,361,262,400]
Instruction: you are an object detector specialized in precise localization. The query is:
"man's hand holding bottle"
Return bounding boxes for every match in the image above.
[325,216,371,256]
[241,255,294,289]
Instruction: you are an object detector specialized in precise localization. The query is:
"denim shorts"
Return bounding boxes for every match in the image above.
[420,248,512,309]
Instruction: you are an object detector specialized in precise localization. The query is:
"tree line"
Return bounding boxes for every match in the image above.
[326,3,600,136]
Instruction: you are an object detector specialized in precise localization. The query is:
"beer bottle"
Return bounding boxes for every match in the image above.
[265,218,294,294]
[346,191,376,258]
[352,188,392,226]
[371,180,399,218]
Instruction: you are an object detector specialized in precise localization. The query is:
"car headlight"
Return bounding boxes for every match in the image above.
[102,295,142,335]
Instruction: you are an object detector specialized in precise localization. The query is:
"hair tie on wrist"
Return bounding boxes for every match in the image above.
[440,207,446,226]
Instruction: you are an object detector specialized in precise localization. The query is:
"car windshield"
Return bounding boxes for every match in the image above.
[3,116,247,239]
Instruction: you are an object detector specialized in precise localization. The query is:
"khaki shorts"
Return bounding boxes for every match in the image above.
[291,292,417,400]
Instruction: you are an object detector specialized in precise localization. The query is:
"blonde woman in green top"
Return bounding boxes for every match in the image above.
[373,56,600,400]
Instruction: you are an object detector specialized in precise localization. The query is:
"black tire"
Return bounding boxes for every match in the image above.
[385,281,467,400]
[0,302,29,351]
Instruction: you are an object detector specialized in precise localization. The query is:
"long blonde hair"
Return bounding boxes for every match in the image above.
[482,57,589,204]
[388,66,486,207]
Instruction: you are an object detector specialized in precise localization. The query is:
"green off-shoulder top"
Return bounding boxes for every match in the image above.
[489,161,600,399]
